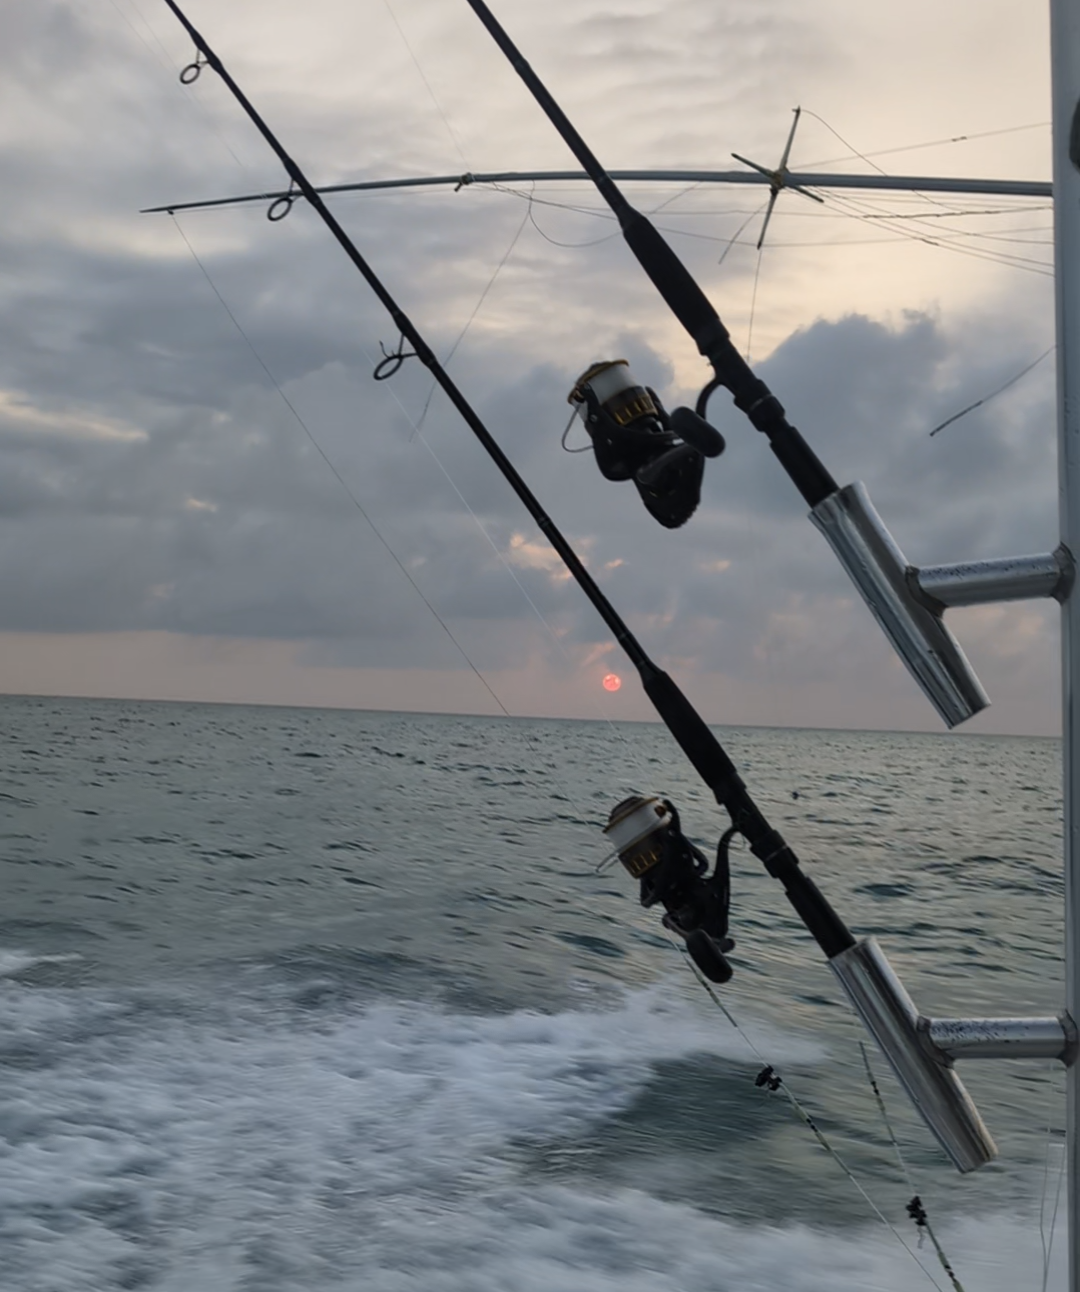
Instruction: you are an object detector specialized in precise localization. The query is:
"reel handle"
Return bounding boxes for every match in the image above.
[670,406,725,458]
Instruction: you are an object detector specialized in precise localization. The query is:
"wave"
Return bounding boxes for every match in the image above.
[0,948,82,977]
[0,969,1060,1291]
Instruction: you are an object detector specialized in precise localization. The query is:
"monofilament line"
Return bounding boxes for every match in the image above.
[169,213,513,722]
[668,931,949,1292]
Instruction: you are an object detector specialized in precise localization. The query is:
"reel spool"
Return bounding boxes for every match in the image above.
[567,360,724,529]
[604,795,735,983]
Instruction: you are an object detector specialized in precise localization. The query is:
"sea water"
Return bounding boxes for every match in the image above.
[0,695,1067,1291]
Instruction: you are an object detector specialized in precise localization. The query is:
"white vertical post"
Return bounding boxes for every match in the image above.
[1051,3,1080,1289]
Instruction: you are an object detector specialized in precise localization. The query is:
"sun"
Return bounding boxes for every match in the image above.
[602,673,622,692]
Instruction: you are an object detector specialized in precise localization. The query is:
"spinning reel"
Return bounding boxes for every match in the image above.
[604,795,736,983]
[567,360,724,529]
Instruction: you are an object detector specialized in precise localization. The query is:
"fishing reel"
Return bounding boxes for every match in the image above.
[604,795,735,983]
[567,360,724,529]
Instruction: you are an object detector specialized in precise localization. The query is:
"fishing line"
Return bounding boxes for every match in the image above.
[483,181,1050,269]
[801,120,1050,170]
[527,201,621,249]
[381,0,472,169]
[124,4,693,896]
[487,183,770,253]
[118,5,552,745]
[1039,1060,1067,1292]
[858,1044,966,1292]
[821,188,1032,260]
[647,181,705,217]
[463,183,1046,224]
[413,189,533,436]
[745,247,764,364]
[353,204,660,786]
[929,347,1055,437]
[801,109,890,178]
[169,212,516,722]
[796,111,1052,267]
[169,210,634,843]
[171,203,656,799]
[402,420,664,794]
[109,0,180,74]
[735,237,789,731]
[859,208,1051,226]
[110,0,257,179]
[818,189,1054,276]
[820,188,1053,269]
[801,108,981,224]
[666,929,950,1292]
[384,184,756,791]
[849,203,1052,247]
[717,204,767,268]
[147,47,640,806]
[735,223,790,740]
[172,199,657,806]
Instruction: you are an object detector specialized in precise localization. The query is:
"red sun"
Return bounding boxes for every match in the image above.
[602,673,622,692]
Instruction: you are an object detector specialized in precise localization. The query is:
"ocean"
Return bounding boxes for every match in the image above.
[0,694,1067,1291]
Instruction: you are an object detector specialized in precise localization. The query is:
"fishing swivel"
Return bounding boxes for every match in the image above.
[604,796,736,983]
[567,361,724,529]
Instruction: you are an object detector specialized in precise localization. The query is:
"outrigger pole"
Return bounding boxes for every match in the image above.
[141,166,1051,216]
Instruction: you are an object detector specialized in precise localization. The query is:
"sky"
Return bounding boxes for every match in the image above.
[0,0,1062,733]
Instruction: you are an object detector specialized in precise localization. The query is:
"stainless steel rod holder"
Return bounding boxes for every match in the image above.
[830,938,998,1172]
[810,482,989,727]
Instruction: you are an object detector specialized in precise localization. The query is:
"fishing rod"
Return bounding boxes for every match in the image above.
[157,2,1020,1175]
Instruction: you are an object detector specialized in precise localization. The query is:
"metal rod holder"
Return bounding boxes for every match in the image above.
[831,939,1076,1171]
[810,482,989,728]
[830,938,998,1172]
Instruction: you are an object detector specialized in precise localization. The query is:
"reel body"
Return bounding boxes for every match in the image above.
[605,795,735,983]
[568,361,724,529]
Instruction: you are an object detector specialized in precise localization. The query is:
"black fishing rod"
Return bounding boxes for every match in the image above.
[159,0,854,981]
[459,0,839,511]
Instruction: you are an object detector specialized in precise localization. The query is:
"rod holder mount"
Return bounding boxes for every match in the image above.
[921,1013,1075,1062]
[913,547,1074,608]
